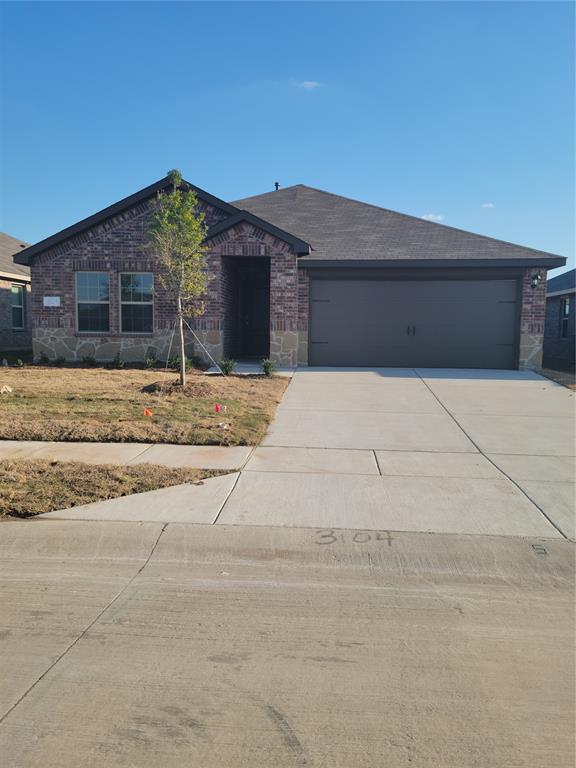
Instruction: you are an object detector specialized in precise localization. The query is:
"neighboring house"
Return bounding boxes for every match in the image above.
[0,232,31,352]
[543,268,575,371]
[14,177,565,369]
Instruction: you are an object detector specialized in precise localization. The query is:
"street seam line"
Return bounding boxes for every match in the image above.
[0,523,168,726]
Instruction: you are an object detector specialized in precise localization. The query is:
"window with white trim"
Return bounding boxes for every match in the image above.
[76,272,110,332]
[120,273,154,333]
[11,284,24,329]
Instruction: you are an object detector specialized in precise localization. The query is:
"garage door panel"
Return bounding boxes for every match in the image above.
[309,279,518,368]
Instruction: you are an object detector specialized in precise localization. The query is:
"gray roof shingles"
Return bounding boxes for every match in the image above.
[0,232,29,279]
[547,268,575,295]
[232,184,563,265]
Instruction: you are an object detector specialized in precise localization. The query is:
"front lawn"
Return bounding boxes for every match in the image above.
[0,366,288,445]
[0,459,222,518]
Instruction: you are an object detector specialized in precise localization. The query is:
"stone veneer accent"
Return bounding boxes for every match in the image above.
[519,268,547,370]
[28,194,303,367]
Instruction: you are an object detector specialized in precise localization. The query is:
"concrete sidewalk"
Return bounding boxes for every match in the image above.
[0,439,252,470]
[1,520,573,767]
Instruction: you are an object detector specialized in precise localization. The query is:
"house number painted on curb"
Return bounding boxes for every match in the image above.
[315,529,393,546]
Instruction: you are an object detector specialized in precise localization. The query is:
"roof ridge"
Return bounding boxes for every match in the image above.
[282,184,562,260]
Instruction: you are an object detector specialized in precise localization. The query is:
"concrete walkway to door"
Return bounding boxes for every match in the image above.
[216,367,575,538]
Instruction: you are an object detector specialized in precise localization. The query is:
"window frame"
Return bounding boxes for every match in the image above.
[560,296,570,339]
[75,271,111,334]
[11,283,25,330]
[119,272,154,335]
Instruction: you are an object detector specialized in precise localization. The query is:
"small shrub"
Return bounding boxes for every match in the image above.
[144,353,158,369]
[15,358,24,368]
[38,352,50,365]
[261,358,276,377]
[167,355,193,372]
[111,353,124,369]
[219,358,236,376]
[81,355,96,367]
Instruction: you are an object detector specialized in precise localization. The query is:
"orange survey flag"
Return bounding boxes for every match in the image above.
[143,408,153,417]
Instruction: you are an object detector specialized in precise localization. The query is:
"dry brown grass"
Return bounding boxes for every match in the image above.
[0,459,222,518]
[0,366,288,445]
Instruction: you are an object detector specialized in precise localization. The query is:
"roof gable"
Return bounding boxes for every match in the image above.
[232,185,565,268]
[206,211,310,254]
[0,232,30,278]
[14,176,241,266]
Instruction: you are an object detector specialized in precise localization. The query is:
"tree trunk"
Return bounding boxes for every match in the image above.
[177,297,186,387]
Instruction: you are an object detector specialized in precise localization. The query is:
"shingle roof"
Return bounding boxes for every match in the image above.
[14,176,310,265]
[232,184,564,267]
[0,232,30,279]
[547,268,575,295]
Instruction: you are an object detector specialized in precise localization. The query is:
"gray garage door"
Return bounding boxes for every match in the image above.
[309,279,518,368]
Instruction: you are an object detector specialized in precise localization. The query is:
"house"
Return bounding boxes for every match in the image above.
[13,177,565,369]
[0,232,31,352]
[543,268,575,371]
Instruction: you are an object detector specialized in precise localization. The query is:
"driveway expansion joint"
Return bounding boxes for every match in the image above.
[415,372,570,540]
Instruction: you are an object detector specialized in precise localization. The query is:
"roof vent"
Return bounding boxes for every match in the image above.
[274,181,280,191]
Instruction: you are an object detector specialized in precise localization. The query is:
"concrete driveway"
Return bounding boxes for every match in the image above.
[218,368,574,538]
[45,368,575,539]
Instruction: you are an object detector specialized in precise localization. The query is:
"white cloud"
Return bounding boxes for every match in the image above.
[482,202,495,208]
[294,80,321,90]
[421,213,445,222]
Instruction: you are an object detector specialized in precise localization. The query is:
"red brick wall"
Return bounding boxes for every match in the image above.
[520,269,547,337]
[519,268,547,368]
[200,221,299,335]
[29,197,302,349]
[298,269,309,332]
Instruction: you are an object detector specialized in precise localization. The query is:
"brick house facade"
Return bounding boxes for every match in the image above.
[0,232,31,352]
[543,269,575,371]
[14,177,565,370]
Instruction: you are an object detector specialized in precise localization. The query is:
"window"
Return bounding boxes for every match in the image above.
[76,272,110,332]
[11,284,24,329]
[560,297,570,339]
[120,273,153,333]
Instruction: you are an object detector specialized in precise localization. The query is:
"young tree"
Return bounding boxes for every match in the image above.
[147,169,208,386]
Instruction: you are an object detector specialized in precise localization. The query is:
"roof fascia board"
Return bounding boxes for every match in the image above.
[547,288,576,298]
[298,257,567,269]
[0,270,30,282]
[206,211,311,254]
[14,177,241,265]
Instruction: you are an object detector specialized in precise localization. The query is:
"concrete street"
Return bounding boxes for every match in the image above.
[0,521,573,767]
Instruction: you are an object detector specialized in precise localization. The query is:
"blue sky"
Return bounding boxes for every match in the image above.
[1,1,574,273]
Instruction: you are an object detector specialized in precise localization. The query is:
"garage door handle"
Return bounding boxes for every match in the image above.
[406,325,411,336]
[412,325,416,336]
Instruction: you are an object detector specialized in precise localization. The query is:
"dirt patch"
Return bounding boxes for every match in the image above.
[0,459,223,518]
[0,367,289,445]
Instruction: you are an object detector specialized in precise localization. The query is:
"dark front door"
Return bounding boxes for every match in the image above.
[309,278,518,368]
[237,258,270,358]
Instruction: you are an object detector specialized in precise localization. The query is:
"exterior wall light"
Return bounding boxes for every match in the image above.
[531,272,543,289]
